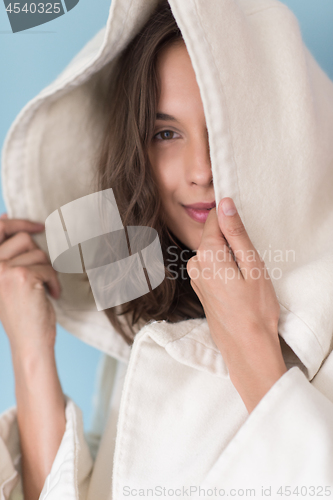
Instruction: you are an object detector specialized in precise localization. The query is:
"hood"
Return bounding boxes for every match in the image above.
[2,0,333,379]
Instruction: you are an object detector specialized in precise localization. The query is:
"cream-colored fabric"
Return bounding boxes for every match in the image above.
[1,0,333,497]
[2,320,333,499]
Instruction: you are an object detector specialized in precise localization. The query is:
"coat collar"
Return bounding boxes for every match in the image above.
[144,318,229,379]
[134,317,309,382]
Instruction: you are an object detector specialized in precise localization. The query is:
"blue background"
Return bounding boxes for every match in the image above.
[0,0,333,431]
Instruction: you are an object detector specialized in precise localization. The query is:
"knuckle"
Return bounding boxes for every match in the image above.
[227,222,246,237]
[12,266,30,283]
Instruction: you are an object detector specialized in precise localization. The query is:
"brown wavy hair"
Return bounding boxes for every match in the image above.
[94,0,205,345]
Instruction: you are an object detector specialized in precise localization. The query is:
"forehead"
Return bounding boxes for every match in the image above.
[155,41,204,114]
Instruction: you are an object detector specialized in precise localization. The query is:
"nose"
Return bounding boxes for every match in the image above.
[185,132,213,187]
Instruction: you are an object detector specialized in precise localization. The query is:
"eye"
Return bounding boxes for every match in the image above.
[154,130,180,141]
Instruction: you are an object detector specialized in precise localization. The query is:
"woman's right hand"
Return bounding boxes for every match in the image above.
[0,214,61,357]
[0,214,66,500]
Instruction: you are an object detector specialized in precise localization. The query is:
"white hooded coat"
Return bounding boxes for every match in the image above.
[1,0,333,498]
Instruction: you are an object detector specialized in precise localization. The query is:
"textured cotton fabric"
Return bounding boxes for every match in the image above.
[2,322,333,499]
[1,0,333,498]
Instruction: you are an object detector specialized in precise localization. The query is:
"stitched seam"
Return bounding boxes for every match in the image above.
[155,319,207,347]
[176,336,221,355]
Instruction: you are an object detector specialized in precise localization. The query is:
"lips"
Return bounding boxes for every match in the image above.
[183,201,216,210]
[182,201,216,223]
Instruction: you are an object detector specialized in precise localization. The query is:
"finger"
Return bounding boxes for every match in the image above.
[218,198,261,269]
[199,207,229,247]
[195,208,237,271]
[8,248,50,267]
[196,207,236,268]
[0,231,39,261]
[28,264,61,299]
[0,219,45,244]
[0,213,8,219]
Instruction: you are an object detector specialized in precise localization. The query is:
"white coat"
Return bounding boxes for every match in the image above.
[1,0,333,498]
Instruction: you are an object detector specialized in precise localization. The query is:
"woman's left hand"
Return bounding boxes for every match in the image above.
[187,197,287,413]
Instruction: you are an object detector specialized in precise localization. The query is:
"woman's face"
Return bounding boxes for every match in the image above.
[148,40,215,251]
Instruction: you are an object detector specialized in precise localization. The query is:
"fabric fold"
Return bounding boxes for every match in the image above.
[201,366,333,490]
[39,395,93,500]
[0,396,94,500]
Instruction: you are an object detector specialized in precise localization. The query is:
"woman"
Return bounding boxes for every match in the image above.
[1,0,333,499]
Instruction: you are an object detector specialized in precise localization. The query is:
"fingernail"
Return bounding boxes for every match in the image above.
[221,198,237,216]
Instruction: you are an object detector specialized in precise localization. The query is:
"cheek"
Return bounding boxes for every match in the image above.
[150,152,183,201]
[157,171,179,202]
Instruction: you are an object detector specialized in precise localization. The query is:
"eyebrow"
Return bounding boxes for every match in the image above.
[156,112,177,122]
